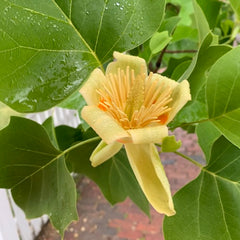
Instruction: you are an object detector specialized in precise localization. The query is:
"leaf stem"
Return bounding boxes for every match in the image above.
[155,143,203,169]
[173,151,203,169]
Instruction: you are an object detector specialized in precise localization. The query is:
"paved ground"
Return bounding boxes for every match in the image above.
[36,129,204,240]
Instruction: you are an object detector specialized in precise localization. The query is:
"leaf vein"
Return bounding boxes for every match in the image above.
[101,0,140,61]
[197,173,204,237]
[1,51,39,81]
[94,1,107,52]
[214,177,233,240]
[5,0,68,24]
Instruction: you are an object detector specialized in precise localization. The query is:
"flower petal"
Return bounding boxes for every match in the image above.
[79,68,106,105]
[152,73,178,89]
[90,141,123,167]
[106,51,147,76]
[167,80,191,123]
[150,75,191,124]
[127,125,168,144]
[81,106,130,144]
[125,143,175,216]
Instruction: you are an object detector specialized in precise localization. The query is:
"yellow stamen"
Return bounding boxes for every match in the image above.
[96,66,173,129]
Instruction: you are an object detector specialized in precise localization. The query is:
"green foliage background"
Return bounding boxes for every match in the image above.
[1,0,240,239]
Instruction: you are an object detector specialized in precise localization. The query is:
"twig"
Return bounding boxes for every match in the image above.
[154,45,169,73]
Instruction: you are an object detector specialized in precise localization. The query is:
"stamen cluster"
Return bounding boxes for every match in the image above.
[97,66,172,129]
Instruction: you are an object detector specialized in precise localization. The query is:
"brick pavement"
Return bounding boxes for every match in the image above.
[36,129,204,240]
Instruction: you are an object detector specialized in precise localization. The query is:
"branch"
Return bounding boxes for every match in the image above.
[153,45,169,73]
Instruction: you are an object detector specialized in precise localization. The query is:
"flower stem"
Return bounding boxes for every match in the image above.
[173,151,203,169]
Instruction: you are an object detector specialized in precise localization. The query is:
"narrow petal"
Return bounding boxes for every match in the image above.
[90,141,123,167]
[125,143,175,216]
[81,106,130,144]
[106,51,147,76]
[127,125,168,144]
[167,80,191,123]
[79,69,106,105]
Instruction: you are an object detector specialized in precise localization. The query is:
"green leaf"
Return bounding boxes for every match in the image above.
[55,125,83,151]
[177,33,213,83]
[230,0,240,20]
[0,0,165,112]
[196,0,222,29]
[192,0,210,42]
[42,117,59,149]
[161,136,181,152]
[164,136,240,240]
[170,35,231,129]
[149,31,172,54]
[207,46,240,149]
[72,0,165,62]
[0,117,78,236]
[188,44,231,100]
[68,147,150,216]
[196,121,221,163]
[162,57,192,78]
[159,16,181,35]
[58,91,85,110]
[172,26,198,42]
[171,60,192,80]
[167,0,194,26]
[58,92,90,130]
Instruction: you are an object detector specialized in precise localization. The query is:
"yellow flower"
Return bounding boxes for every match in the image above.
[80,52,191,216]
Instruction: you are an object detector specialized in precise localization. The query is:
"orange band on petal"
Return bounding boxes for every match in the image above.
[98,98,107,111]
[158,113,169,125]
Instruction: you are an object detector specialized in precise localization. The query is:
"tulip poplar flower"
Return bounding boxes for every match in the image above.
[80,52,191,216]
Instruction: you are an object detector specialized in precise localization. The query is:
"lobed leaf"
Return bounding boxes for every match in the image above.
[164,136,240,240]
[0,117,78,236]
[207,46,240,148]
[0,0,165,112]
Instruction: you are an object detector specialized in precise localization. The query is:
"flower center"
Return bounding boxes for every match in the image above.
[97,66,173,129]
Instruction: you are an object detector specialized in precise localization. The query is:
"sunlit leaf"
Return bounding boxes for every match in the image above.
[149,31,172,55]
